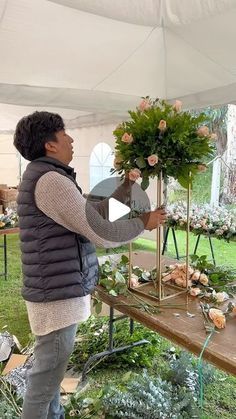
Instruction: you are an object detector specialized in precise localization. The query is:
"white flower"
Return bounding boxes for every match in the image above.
[215,292,229,303]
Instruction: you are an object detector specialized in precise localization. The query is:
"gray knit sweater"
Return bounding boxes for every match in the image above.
[26,172,144,335]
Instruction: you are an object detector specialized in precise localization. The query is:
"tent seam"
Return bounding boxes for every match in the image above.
[0,0,8,28]
[167,25,236,80]
[90,25,159,91]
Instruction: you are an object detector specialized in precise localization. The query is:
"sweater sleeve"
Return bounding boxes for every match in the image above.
[87,179,132,219]
[34,172,144,248]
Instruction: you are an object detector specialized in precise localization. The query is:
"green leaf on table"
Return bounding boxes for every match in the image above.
[141,272,150,281]
[100,278,114,290]
[109,289,118,296]
[121,255,129,264]
[115,271,126,283]
[116,283,127,294]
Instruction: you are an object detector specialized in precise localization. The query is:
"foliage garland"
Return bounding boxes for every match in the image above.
[166,202,236,242]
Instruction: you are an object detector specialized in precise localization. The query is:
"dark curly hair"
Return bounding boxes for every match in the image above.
[14,111,65,161]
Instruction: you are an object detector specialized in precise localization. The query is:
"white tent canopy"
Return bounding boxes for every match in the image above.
[1,0,236,131]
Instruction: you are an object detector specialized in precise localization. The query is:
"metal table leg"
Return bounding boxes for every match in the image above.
[162,227,170,255]
[0,234,7,280]
[193,234,201,255]
[172,228,180,260]
[81,307,149,382]
[193,234,216,265]
[209,236,216,266]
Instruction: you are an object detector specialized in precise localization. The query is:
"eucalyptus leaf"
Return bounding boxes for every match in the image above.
[141,272,150,281]
[115,271,126,283]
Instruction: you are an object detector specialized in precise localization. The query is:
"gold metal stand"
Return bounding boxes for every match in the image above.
[128,172,191,305]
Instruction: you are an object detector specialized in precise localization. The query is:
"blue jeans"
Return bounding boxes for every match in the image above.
[21,323,78,419]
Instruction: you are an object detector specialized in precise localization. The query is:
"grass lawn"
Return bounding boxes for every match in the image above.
[0,232,236,418]
[97,230,236,268]
[0,233,31,346]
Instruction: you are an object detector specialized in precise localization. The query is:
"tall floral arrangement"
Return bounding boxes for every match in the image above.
[113,97,215,190]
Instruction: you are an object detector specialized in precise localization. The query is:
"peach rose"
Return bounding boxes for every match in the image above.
[189,287,201,297]
[197,164,207,173]
[191,270,201,281]
[210,133,217,141]
[161,273,172,283]
[171,271,181,280]
[175,277,185,287]
[232,305,236,314]
[147,154,158,166]
[121,133,133,144]
[138,98,151,112]
[128,168,141,181]
[0,221,5,228]
[197,126,210,137]
[173,100,182,112]
[199,273,209,286]
[181,279,193,288]
[158,119,167,131]
[209,308,226,329]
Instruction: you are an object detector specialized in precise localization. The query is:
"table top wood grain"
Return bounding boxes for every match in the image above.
[97,251,236,376]
[0,227,19,236]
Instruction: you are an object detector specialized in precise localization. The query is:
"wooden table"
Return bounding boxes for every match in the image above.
[0,227,19,280]
[96,251,236,376]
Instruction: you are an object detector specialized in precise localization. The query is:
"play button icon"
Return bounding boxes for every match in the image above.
[85,176,151,242]
[108,197,130,222]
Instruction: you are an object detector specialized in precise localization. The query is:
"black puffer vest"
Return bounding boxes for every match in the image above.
[17,157,99,302]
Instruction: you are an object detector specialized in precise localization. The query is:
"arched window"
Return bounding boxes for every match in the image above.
[89,142,114,191]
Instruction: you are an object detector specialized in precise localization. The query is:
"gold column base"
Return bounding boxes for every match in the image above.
[128,172,191,308]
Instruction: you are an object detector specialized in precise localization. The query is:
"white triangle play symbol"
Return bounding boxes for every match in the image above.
[108,198,131,222]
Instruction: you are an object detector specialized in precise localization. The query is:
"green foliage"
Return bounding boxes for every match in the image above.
[102,370,199,418]
[0,378,22,418]
[113,98,214,189]
[98,255,129,297]
[203,373,236,418]
[165,352,215,397]
[64,391,104,419]
[65,369,200,419]
[191,254,236,293]
[0,398,20,419]
[69,317,169,371]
